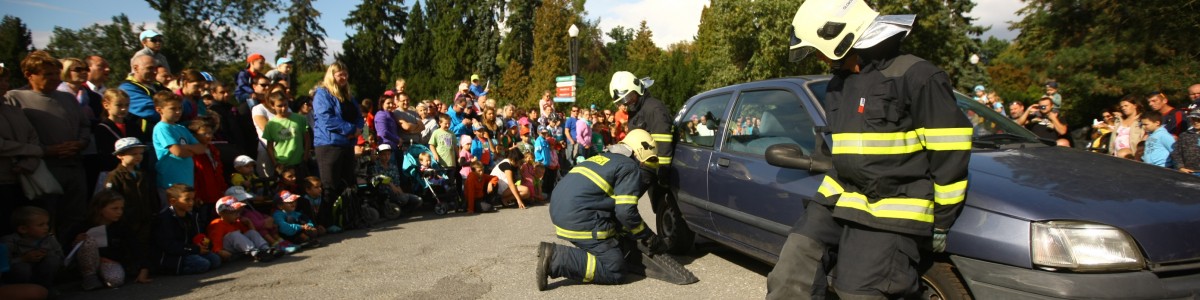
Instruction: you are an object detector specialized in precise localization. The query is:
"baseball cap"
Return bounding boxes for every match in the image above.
[538,127,549,134]
[234,155,256,168]
[215,196,246,214]
[1187,108,1200,119]
[276,57,292,66]
[278,190,300,203]
[460,135,473,146]
[1046,81,1059,88]
[974,85,985,92]
[383,89,396,97]
[139,30,161,41]
[247,53,265,64]
[520,126,531,136]
[471,74,481,81]
[224,186,255,201]
[112,137,146,155]
[378,143,393,152]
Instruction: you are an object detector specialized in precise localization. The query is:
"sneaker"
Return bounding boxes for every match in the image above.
[328,225,343,233]
[81,274,104,291]
[250,250,264,262]
[281,245,299,254]
[268,247,284,258]
[536,242,555,291]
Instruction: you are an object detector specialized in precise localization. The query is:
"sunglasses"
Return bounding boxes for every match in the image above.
[150,37,163,43]
[70,67,88,72]
[256,83,271,87]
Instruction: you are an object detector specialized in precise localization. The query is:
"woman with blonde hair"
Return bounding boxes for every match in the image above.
[59,57,104,121]
[310,62,363,231]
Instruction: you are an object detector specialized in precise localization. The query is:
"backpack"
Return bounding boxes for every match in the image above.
[332,187,367,229]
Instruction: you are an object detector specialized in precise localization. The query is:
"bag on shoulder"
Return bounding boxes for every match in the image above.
[18,159,63,199]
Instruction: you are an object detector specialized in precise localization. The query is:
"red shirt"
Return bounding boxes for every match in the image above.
[207,218,250,252]
[193,144,228,205]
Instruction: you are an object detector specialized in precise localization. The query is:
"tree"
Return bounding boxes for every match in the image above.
[0,15,34,87]
[277,0,328,72]
[499,0,540,70]
[694,0,824,91]
[604,26,634,71]
[339,0,408,99]
[990,0,1200,127]
[467,0,503,83]
[526,0,576,103]
[625,20,660,78]
[144,0,283,71]
[392,2,437,100]
[426,0,471,99]
[654,42,703,109]
[45,14,143,88]
[872,0,986,92]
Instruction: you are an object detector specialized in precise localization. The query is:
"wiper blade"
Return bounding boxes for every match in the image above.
[973,133,1044,148]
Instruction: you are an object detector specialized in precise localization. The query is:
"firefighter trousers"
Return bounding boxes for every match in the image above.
[548,238,627,285]
[766,201,922,300]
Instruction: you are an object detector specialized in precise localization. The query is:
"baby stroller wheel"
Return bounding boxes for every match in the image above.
[361,205,381,224]
[434,203,449,215]
[382,201,402,220]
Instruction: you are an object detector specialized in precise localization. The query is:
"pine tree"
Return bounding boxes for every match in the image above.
[467,0,503,84]
[625,20,660,78]
[872,0,985,92]
[0,15,34,87]
[339,0,408,99]
[499,0,540,70]
[46,14,143,88]
[277,0,328,72]
[393,2,435,100]
[527,0,575,103]
[604,26,634,72]
[144,0,282,71]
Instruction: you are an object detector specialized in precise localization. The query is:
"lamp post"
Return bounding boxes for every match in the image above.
[568,24,579,76]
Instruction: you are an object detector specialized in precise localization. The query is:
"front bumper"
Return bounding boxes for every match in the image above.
[951,255,1200,299]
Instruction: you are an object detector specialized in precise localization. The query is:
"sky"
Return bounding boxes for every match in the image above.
[6,0,1024,64]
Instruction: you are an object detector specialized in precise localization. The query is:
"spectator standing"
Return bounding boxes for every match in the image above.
[188,118,227,220]
[1140,113,1175,167]
[614,102,629,141]
[6,51,93,238]
[0,66,42,236]
[152,91,205,196]
[86,55,111,94]
[575,109,594,158]
[539,90,555,120]
[177,69,208,123]
[428,114,457,170]
[235,53,267,107]
[250,75,281,177]
[91,89,143,193]
[262,92,310,178]
[1188,84,1200,111]
[1017,96,1070,146]
[375,95,401,149]
[417,102,438,145]
[103,137,159,263]
[119,54,165,134]
[1008,101,1025,122]
[392,92,424,147]
[311,62,363,227]
[1109,95,1147,158]
[564,106,579,163]
[447,94,475,138]
[133,30,169,74]
[58,57,103,122]
[1147,91,1187,136]
[1171,109,1200,175]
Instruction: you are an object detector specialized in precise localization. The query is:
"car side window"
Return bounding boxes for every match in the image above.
[722,89,817,156]
[677,93,730,148]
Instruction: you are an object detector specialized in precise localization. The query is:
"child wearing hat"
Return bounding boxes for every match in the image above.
[230,155,263,192]
[104,137,160,251]
[207,196,277,262]
[224,186,291,252]
[273,190,323,247]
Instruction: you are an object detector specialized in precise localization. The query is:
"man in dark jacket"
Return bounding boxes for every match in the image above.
[607,71,676,218]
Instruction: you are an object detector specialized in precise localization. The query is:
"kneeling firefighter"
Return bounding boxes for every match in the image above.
[765,0,972,299]
[535,129,698,290]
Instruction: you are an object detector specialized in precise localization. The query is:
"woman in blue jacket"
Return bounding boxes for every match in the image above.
[311,62,363,230]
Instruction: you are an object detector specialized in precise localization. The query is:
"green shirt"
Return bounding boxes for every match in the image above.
[429,128,456,168]
[263,114,309,166]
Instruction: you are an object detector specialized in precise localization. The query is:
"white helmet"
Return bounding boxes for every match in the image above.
[619,129,658,168]
[609,71,643,105]
[789,0,880,61]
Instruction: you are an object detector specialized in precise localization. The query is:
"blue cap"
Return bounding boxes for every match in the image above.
[200,71,214,82]
[139,30,161,41]
[973,85,985,92]
[276,57,292,66]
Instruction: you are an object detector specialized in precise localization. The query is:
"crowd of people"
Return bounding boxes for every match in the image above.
[0,29,632,297]
[973,81,1200,174]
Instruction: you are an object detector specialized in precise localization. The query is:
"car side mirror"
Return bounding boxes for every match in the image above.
[765,144,831,173]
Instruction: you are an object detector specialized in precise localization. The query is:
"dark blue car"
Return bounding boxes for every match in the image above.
[654,76,1200,299]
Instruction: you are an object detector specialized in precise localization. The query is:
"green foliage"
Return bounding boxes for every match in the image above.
[527,0,576,104]
[45,14,142,88]
[625,21,660,78]
[393,2,438,101]
[991,0,1200,127]
[296,69,326,98]
[426,0,471,99]
[500,0,541,69]
[467,0,503,82]
[871,0,986,92]
[0,15,34,87]
[144,0,283,71]
[652,42,703,110]
[339,0,408,100]
[277,0,328,73]
[604,26,634,71]
[693,0,824,91]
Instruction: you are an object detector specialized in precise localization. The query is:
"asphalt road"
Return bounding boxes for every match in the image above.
[61,197,772,299]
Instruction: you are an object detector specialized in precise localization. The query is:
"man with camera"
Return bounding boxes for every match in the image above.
[1017,96,1069,146]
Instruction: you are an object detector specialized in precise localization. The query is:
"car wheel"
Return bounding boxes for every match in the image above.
[656,191,695,255]
[920,260,972,300]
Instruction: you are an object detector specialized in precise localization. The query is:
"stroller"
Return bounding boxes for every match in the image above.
[402,144,461,215]
[354,153,414,224]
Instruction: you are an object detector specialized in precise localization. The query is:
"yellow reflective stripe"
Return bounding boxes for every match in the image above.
[831,131,923,155]
[656,156,671,165]
[614,195,639,205]
[555,225,615,240]
[835,193,934,223]
[627,223,645,235]
[569,167,613,195]
[934,180,968,205]
[651,133,672,142]
[918,127,973,151]
[818,175,844,198]
[584,252,597,283]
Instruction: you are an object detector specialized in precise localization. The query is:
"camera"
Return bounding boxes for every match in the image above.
[1033,105,1044,109]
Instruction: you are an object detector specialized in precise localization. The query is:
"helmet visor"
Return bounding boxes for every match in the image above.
[612,89,634,104]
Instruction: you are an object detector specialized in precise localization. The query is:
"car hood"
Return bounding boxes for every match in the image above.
[965,147,1200,264]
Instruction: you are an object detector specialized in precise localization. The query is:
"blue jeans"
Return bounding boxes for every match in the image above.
[179,253,222,275]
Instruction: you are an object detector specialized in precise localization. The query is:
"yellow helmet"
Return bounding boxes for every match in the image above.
[619,129,658,168]
[789,0,879,61]
[609,71,643,104]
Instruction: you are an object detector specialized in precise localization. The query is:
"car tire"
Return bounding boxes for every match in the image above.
[920,260,972,300]
[656,191,695,255]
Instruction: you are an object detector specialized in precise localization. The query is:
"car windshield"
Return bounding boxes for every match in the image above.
[805,79,1042,147]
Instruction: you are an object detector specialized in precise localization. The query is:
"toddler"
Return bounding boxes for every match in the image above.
[188,118,227,221]
[273,191,323,247]
[297,176,333,233]
[224,186,288,251]
[1,207,62,290]
[230,155,263,192]
[207,196,277,263]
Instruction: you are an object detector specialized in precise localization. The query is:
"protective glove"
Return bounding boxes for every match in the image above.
[637,234,667,255]
[931,228,949,253]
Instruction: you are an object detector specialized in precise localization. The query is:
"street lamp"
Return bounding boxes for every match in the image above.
[568,24,579,76]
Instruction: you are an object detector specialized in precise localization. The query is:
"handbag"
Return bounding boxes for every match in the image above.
[18,159,64,199]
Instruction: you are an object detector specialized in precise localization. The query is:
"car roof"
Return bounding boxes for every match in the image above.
[691,75,833,99]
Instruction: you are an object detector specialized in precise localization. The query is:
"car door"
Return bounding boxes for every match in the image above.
[707,83,826,258]
[669,92,732,237]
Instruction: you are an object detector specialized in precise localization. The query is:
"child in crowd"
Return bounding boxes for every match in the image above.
[188,119,227,221]
[499,124,519,160]
[418,152,448,189]
[152,91,206,202]
[207,197,277,263]
[429,114,457,171]
[372,145,423,204]
[1173,110,1200,175]
[67,191,151,290]
[92,89,143,194]
[263,92,311,178]
[1141,113,1176,167]
[1,207,62,290]
[104,138,160,254]
[518,125,534,157]
[297,176,333,233]
[458,135,476,178]
[151,184,221,275]
[224,186,288,250]
[357,98,377,155]
[519,151,546,203]
[534,127,561,194]
[231,155,263,192]
[471,125,494,168]
[276,166,299,193]
[463,160,498,213]
[273,191,323,247]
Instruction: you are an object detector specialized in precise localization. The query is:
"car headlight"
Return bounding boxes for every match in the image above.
[1031,221,1144,272]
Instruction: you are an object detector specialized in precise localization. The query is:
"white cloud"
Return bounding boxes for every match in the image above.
[966,0,1025,40]
[588,0,709,47]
